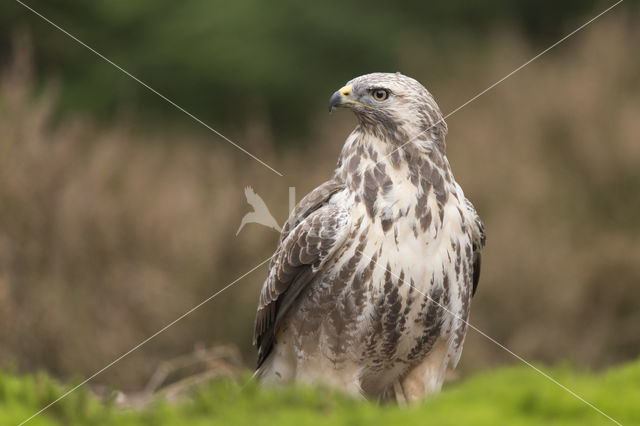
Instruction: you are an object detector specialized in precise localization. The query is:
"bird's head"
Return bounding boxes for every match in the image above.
[328,72,447,147]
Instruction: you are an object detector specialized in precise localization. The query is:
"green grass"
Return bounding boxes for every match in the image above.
[1,360,639,426]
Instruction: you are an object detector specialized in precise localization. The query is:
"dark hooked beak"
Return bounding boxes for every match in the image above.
[328,90,344,112]
[328,84,353,112]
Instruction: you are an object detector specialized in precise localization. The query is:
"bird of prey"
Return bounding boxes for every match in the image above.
[253,72,485,402]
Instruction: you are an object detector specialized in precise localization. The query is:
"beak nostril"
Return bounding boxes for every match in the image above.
[339,85,352,98]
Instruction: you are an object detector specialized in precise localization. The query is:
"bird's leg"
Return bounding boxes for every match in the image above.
[401,339,450,403]
[393,380,408,406]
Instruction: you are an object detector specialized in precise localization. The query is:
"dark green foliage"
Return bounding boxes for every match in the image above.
[0,0,626,138]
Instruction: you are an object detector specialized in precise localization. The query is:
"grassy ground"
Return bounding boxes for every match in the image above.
[2,359,638,426]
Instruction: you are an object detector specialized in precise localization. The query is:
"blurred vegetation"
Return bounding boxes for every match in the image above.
[2,359,640,425]
[1,0,637,137]
[0,0,639,399]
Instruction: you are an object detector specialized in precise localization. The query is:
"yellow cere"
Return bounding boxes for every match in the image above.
[339,85,352,98]
[339,84,375,109]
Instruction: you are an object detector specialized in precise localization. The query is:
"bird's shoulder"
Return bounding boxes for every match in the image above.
[458,195,485,296]
[280,178,347,241]
[461,196,485,249]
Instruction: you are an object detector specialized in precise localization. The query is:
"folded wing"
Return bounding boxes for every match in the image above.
[254,179,350,367]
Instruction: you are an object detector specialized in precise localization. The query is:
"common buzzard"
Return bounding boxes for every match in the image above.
[253,72,485,402]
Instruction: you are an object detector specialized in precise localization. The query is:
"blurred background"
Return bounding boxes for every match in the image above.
[0,0,639,392]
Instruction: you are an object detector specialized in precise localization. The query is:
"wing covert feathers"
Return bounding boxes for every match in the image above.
[254,179,349,367]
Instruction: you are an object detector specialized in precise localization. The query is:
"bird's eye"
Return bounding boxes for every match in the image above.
[372,89,389,101]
